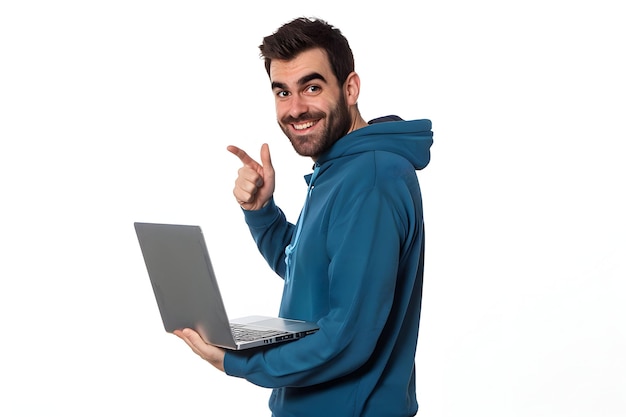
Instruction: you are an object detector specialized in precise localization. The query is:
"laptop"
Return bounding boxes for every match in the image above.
[134,222,319,350]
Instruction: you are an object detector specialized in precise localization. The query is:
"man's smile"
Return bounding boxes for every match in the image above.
[291,119,319,132]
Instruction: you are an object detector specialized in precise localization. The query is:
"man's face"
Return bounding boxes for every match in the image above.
[270,48,352,159]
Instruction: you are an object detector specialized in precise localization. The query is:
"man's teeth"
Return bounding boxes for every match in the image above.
[294,121,316,130]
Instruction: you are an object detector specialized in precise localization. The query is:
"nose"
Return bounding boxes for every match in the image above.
[287,94,308,119]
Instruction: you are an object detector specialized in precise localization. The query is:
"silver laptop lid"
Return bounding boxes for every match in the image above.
[134,222,237,349]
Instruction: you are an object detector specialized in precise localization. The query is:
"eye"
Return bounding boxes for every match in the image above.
[276,90,290,98]
[305,85,321,94]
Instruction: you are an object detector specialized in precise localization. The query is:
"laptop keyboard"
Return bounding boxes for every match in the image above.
[230,324,289,342]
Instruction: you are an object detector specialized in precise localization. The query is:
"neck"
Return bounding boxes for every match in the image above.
[348,108,368,134]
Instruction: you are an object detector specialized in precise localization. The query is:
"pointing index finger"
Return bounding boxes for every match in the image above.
[227,145,256,168]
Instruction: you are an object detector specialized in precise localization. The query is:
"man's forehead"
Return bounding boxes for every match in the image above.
[269,48,334,85]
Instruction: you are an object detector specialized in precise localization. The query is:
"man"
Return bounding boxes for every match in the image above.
[175,17,433,416]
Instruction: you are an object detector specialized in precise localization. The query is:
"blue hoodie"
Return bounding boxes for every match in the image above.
[224,117,433,417]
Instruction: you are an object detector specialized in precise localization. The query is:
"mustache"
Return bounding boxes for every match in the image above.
[281,112,325,125]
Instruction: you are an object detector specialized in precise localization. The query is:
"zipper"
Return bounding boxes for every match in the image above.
[284,164,321,284]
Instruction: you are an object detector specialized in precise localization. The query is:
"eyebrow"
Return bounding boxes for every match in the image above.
[271,72,327,90]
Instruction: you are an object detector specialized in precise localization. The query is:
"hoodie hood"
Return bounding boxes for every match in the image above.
[315,116,433,171]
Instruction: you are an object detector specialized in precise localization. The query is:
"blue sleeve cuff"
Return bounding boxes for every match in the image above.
[242,197,281,230]
[223,350,247,378]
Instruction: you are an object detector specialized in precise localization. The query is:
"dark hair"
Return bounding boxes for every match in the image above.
[259,17,355,84]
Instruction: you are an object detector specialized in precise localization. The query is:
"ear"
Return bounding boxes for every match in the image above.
[343,72,361,106]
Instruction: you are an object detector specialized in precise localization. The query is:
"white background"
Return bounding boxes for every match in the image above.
[1,1,624,416]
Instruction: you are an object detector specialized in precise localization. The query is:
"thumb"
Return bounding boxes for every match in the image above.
[260,143,274,174]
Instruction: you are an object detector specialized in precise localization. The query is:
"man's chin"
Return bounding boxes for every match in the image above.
[287,137,316,157]
[290,144,315,158]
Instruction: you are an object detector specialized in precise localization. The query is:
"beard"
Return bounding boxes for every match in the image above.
[278,92,352,159]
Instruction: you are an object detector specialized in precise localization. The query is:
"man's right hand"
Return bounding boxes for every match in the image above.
[226,143,275,211]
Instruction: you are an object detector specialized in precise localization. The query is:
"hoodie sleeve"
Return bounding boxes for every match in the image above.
[224,153,419,387]
[242,197,294,279]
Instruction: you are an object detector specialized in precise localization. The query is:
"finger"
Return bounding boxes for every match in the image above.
[182,328,205,346]
[260,143,274,174]
[175,329,207,357]
[237,165,264,188]
[227,145,258,168]
[173,329,196,352]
